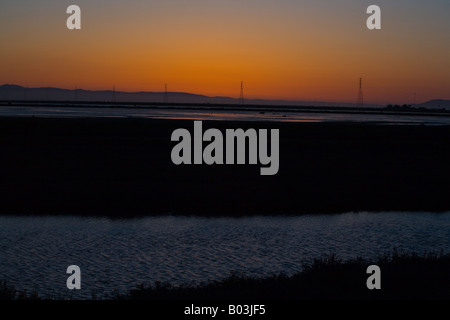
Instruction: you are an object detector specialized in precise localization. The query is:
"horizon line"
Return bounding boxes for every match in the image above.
[0,83,425,106]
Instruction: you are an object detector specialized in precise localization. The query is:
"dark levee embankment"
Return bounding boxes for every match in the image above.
[0,116,450,216]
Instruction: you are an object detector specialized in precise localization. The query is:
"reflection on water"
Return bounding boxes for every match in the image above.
[0,212,449,298]
[1,105,450,125]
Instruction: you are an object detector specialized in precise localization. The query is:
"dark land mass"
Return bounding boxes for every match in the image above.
[1,116,450,216]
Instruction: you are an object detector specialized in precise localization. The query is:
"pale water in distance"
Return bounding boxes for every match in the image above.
[1,105,450,125]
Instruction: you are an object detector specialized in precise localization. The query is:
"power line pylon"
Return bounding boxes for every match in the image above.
[239,81,244,105]
[357,78,364,108]
[163,83,168,104]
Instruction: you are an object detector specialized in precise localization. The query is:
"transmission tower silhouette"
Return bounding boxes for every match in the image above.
[163,83,168,104]
[357,78,364,107]
[239,81,244,105]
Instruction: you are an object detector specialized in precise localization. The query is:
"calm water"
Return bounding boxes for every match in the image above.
[0,212,449,299]
[1,105,450,125]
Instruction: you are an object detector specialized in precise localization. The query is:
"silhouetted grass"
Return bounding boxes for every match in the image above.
[117,250,450,300]
[2,250,449,300]
[0,280,40,300]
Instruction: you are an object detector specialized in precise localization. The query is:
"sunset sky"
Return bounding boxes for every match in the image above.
[1,0,449,104]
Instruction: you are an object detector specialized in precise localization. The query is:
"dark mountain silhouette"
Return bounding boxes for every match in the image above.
[0,84,382,108]
[417,99,450,110]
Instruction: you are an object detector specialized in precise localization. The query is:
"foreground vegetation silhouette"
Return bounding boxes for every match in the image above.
[2,250,448,300]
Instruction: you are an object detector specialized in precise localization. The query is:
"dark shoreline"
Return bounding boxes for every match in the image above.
[2,251,449,300]
[2,99,450,118]
[1,116,450,217]
[118,251,450,300]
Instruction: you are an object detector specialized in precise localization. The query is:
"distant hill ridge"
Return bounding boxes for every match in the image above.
[1,84,448,109]
[417,99,450,110]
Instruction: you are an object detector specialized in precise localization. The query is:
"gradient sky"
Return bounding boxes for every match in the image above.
[1,0,449,104]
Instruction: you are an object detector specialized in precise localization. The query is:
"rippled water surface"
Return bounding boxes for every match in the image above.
[1,212,449,298]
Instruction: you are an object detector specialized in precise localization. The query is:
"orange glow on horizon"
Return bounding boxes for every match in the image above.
[1,1,449,105]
